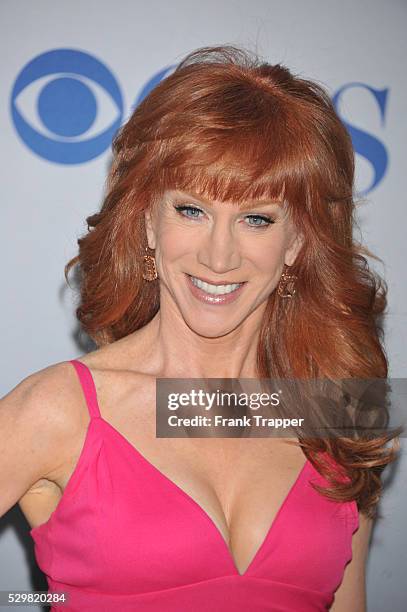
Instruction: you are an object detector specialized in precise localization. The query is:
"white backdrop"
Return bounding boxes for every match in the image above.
[1,0,406,610]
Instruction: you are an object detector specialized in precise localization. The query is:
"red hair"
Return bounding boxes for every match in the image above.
[65,45,401,518]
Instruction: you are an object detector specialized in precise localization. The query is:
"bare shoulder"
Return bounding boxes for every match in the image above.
[1,360,87,437]
[0,360,90,519]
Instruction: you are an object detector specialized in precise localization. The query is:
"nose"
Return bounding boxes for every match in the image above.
[197,219,241,274]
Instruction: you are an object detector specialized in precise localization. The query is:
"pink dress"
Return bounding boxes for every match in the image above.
[30,359,359,611]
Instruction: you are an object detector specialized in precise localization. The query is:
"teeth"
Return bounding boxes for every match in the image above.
[190,276,242,295]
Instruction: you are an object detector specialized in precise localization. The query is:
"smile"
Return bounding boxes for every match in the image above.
[185,274,247,305]
[190,275,243,295]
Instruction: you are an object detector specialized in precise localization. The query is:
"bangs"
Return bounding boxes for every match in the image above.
[152,98,312,211]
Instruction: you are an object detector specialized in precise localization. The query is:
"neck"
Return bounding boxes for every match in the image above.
[127,304,264,379]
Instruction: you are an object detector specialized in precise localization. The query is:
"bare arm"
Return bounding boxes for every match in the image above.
[330,512,374,612]
[0,363,79,522]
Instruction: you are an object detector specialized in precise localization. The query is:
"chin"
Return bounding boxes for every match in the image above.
[182,314,240,339]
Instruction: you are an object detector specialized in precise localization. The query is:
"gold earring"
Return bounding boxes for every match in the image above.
[142,246,158,281]
[277,268,298,298]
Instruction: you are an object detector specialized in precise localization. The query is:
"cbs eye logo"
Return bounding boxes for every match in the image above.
[10,49,124,165]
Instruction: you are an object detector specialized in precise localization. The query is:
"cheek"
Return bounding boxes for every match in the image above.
[155,224,192,262]
[247,233,288,270]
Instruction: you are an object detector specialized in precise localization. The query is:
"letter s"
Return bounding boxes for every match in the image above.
[332,83,389,195]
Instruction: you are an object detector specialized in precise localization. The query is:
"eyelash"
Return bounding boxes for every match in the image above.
[173,204,275,228]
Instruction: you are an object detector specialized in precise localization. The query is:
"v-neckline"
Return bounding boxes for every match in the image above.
[97,415,310,577]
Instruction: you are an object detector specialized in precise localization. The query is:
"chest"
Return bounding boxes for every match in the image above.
[82,422,311,575]
[28,413,358,597]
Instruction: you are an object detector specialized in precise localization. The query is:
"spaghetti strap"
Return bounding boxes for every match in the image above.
[69,359,101,419]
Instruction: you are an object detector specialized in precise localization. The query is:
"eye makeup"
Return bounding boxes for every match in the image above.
[173,204,276,228]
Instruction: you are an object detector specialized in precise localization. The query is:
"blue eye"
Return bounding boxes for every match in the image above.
[245,215,275,228]
[174,205,203,219]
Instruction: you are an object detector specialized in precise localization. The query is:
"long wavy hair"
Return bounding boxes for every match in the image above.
[65,45,401,519]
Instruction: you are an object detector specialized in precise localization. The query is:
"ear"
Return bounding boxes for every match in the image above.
[284,232,304,267]
[144,208,157,250]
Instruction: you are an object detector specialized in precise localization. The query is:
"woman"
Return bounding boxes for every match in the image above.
[0,45,400,611]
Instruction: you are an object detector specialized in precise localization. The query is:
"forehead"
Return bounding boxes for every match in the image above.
[164,188,284,210]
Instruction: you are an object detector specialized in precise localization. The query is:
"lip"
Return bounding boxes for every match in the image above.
[185,273,246,305]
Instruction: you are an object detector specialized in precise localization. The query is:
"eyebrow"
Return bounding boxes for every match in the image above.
[168,189,283,210]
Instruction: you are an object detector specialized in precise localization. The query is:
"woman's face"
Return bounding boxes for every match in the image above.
[145,188,303,337]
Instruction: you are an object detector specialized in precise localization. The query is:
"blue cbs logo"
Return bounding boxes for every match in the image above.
[10,49,389,194]
[10,49,124,164]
